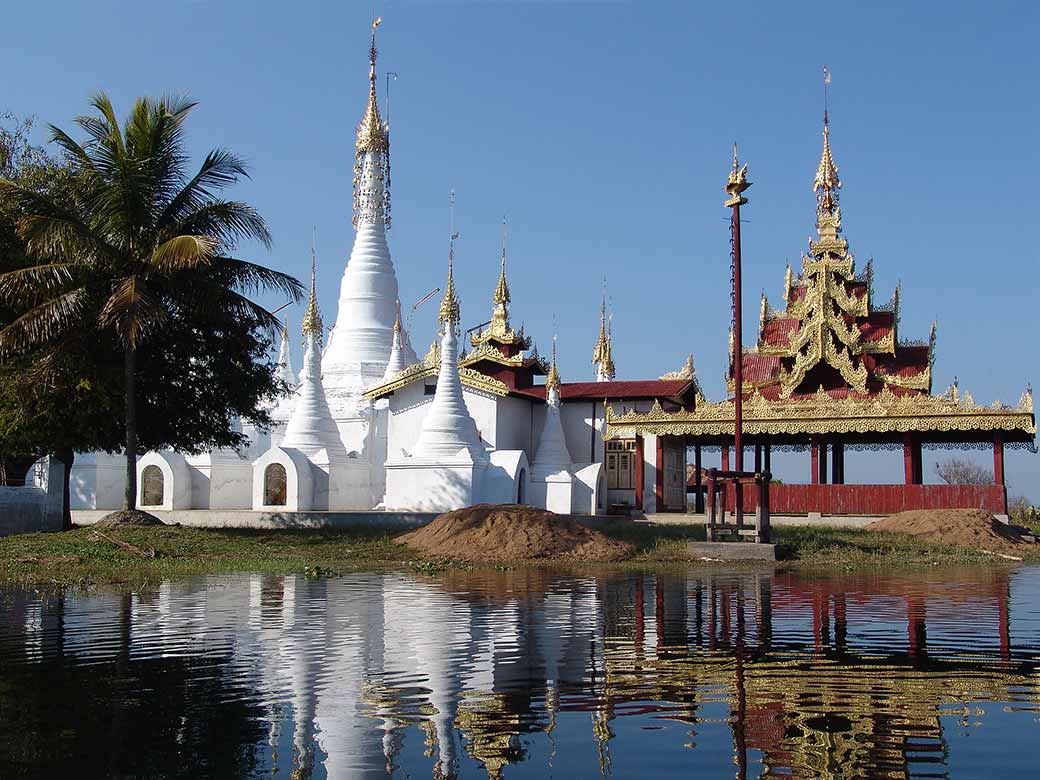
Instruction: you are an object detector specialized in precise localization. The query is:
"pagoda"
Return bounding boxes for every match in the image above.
[606,110,1034,516]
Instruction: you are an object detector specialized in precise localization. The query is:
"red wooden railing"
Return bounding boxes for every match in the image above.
[723,483,1007,515]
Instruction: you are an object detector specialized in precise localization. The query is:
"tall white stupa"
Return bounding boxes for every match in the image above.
[322,17,401,392]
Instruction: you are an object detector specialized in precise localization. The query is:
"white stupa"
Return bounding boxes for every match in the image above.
[281,265,347,460]
[531,339,579,514]
[275,320,295,386]
[532,339,573,474]
[411,248,487,462]
[381,303,410,381]
[322,18,401,390]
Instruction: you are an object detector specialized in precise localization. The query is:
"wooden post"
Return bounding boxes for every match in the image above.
[818,442,828,484]
[655,437,665,512]
[754,445,762,473]
[694,445,704,514]
[810,436,821,485]
[831,441,844,484]
[903,434,915,485]
[634,434,645,511]
[764,443,771,475]
[706,468,717,541]
[993,431,1006,486]
[994,431,1007,514]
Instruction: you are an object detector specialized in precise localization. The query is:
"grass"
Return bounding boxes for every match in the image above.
[0,520,1034,589]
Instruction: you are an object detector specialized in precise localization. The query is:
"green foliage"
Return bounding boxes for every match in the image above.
[0,95,303,509]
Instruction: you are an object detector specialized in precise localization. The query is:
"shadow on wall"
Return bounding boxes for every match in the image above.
[0,457,65,537]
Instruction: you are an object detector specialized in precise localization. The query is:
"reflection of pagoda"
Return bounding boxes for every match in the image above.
[607,108,1034,516]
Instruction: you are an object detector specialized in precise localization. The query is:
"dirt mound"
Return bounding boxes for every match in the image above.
[398,504,633,563]
[93,509,164,528]
[866,509,1036,554]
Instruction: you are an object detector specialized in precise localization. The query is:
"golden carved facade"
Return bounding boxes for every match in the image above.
[604,385,1036,440]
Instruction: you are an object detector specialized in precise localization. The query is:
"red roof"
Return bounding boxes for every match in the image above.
[514,379,693,402]
[760,317,799,347]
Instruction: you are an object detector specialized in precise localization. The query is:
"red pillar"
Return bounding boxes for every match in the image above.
[763,444,771,475]
[634,435,645,511]
[993,432,1006,486]
[810,436,821,485]
[994,431,1008,514]
[903,434,915,485]
[721,443,730,471]
[819,442,828,484]
[754,445,762,474]
[831,442,845,485]
[655,437,665,512]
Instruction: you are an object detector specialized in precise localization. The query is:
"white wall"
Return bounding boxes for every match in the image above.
[495,395,535,454]
[0,458,64,537]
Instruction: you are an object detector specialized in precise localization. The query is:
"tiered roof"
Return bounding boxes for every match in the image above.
[605,113,1034,444]
[734,119,933,402]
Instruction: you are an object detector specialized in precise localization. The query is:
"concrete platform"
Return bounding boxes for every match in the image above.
[644,512,876,528]
[72,509,439,531]
[687,541,778,561]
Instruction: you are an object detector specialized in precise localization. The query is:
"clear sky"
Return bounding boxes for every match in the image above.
[6,0,1038,497]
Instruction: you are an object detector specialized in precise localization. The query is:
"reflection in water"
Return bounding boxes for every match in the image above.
[1,566,1039,779]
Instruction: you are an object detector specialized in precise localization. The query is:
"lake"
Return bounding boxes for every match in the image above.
[2,565,1039,779]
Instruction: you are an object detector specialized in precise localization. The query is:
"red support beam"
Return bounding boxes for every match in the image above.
[694,445,704,513]
[903,434,915,485]
[634,434,644,511]
[819,442,829,484]
[831,442,845,485]
[810,436,821,485]
[993,431,1006,486]
[721,443,730,471]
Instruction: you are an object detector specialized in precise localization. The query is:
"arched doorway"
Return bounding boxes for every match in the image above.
[517,468,527,505]
[141,465,164,507]
[264,463,288,506]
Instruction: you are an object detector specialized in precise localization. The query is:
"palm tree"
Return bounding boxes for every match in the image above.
[0,93,302,511]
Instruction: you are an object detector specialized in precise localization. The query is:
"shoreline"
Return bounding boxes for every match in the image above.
[0,521,1036,589]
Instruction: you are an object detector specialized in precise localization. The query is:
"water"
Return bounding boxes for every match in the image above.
[2,566,1039,779]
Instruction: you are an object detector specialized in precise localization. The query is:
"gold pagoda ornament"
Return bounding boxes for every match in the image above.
[546,336,562,393]
[301,253,324,342]
[439,236,461,328]
[591,293,608,365]
[353,17,392,229]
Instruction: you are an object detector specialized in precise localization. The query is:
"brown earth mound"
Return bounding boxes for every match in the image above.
[93,509,164,528]
[866,509,1036,554]
[397,504,633,563]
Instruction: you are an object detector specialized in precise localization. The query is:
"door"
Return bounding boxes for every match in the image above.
[663,440,686,511]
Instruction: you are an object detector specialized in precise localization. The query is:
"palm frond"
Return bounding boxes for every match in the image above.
[150,235,216,273]
[0,263,81,304]
[165,199,272,250]
[206,255,303,300]
[98,276,167,347]
[156,148,249,229]
[0,287,91,357]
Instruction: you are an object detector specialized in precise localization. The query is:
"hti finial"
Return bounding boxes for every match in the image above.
[439,191,461,327]
[356,17,389,156]
[725,143,751,206]
[301,234,324,339]
[546,333,561,393]
[814,67,841,210]
[493,215,510,307]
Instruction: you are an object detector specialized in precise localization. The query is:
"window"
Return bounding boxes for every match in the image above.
[606,440,637,489]
[264,463,288,506]
[141,465,164,506]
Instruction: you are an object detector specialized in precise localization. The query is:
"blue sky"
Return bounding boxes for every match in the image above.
[6,0,1038,496]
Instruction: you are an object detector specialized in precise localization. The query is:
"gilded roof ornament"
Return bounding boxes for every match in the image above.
[301,251,324,340]
[393,299,402,334]
[356,18,389,156]
[439,235,461,327]
[592,291,608,364]
[813,72,841,213]
[546,336,561,393]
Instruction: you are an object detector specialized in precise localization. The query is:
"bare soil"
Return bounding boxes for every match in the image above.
[397,504,634,562]
[94,509,164,528]
[866,509,1037,555]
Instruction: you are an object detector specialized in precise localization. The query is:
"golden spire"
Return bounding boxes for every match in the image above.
[493,219,510,307]
[813,68,841,212]
[393,299,402,333]
[356,17,389,155]
[301,248,324,340]
[439,194,461,327]
[591,289,608,364]
[546,335,561,393]
[601,313,616,380]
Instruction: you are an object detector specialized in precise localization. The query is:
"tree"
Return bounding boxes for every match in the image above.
[0,93,302,513]
[934,457,992,486]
